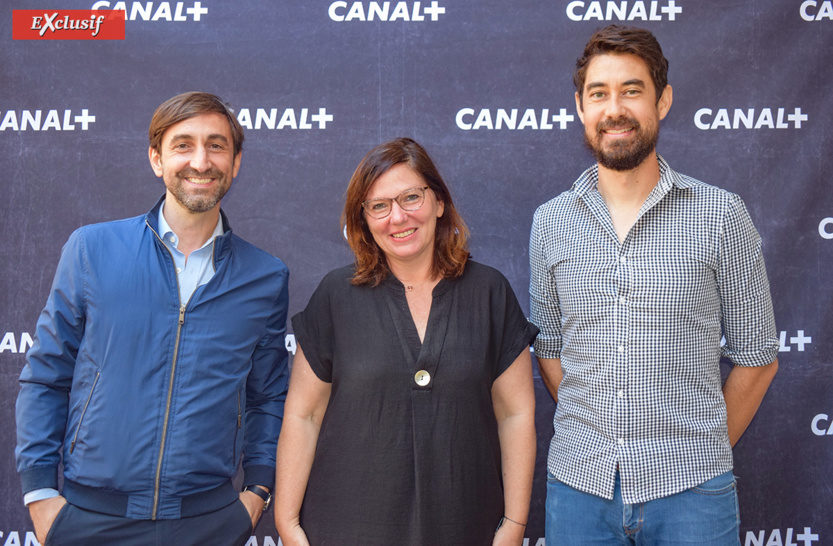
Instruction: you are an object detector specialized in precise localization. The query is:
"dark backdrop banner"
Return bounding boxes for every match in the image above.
[1,1,830,545]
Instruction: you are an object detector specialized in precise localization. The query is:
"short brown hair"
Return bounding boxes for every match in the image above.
[574,25,669,107]
[148,92,244,156]
[342,138,470,287]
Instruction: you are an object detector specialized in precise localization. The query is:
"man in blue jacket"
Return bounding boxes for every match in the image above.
[16,91,289,545]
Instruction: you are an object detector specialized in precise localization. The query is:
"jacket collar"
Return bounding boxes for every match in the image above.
[145,195,234,259]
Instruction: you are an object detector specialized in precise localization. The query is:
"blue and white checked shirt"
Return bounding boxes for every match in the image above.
[529,156,778,504]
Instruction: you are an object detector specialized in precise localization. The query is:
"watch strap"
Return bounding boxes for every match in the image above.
[244,485,272,511]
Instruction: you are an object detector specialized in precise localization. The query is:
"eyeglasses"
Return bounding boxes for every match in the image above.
[361,186,429,219]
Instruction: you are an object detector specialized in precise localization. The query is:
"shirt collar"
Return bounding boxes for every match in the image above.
[572,154,696,197]
[158,199,225,251]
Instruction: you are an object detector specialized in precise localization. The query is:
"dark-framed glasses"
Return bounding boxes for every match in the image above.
[362,186,429,219]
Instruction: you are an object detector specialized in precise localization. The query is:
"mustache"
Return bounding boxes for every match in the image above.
[177,168,224,179]
[597,117,640,132]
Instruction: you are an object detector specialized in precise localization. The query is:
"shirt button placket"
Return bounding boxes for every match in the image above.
[614,247,629,453]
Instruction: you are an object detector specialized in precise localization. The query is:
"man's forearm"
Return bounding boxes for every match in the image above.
[536,357,563,403]
[723,359,778,446]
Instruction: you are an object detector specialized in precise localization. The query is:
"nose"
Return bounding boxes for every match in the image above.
[389,200,408,224]
[605,95,627,118]
[190,145,211,171]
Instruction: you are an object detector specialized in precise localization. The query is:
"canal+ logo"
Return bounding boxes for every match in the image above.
[1,109,96,132]
[91,1,208,22]
[456,107,576,131]
[800,1,833,20]
[235,107,333,130]
[811,413,833,436]
[694,107,808,130]
[566,1,682,21]
[328,2,445,22]
[819,217,833,240]
[745,528,819,546]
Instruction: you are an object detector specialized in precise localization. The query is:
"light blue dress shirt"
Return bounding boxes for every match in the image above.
[157,201,225,304]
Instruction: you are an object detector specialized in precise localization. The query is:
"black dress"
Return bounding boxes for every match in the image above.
[291,261,538,546]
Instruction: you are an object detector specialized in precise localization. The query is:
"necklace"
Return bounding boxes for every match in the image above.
[400,276,435,293]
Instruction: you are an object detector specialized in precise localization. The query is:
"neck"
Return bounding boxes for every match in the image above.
[596,152,660,208]
[387,255,436,287]
[162,193,221,257]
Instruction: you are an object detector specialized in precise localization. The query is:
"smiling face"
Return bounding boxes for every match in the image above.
[149,112,241,215]
[576,53,672,172]
[364,163,444,271]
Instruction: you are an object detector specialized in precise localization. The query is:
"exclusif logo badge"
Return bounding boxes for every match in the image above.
[13,10,125,40]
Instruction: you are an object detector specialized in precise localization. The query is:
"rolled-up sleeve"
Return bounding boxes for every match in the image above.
[717,194,779,367]
[529,207,563,359]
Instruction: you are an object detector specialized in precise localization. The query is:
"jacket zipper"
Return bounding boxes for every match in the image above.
[147,219,219,519]
[148,220,185,520]
[69,372,100,454]
[152,303,185,520]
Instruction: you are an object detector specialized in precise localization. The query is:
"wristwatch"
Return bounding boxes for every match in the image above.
[244,485,272,512]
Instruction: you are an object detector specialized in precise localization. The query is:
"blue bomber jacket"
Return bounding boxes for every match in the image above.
[15,197,289,519]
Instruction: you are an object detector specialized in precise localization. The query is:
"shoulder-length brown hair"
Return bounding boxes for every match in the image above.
[342,138,470,287]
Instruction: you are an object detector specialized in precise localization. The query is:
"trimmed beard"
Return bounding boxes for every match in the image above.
[584,116,659,172]
[167,168,229,214]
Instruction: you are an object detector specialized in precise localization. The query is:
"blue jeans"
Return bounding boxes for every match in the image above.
[545,470,740,545]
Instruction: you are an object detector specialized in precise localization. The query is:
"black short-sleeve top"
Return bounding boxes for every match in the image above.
[291,260,538,546]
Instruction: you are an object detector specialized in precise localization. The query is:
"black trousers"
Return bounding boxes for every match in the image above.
[45,499,253,546]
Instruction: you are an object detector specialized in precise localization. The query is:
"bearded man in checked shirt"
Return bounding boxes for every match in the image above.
[529,25,779,545]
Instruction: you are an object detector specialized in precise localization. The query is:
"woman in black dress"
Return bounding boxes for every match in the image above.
[274,138,537,546]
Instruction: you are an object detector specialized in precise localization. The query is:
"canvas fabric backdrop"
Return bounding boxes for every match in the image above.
[1,1,831,544]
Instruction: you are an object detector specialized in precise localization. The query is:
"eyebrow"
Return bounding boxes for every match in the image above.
[623,79,646,88]
[585,78,646,92]
[168,133,230,144]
